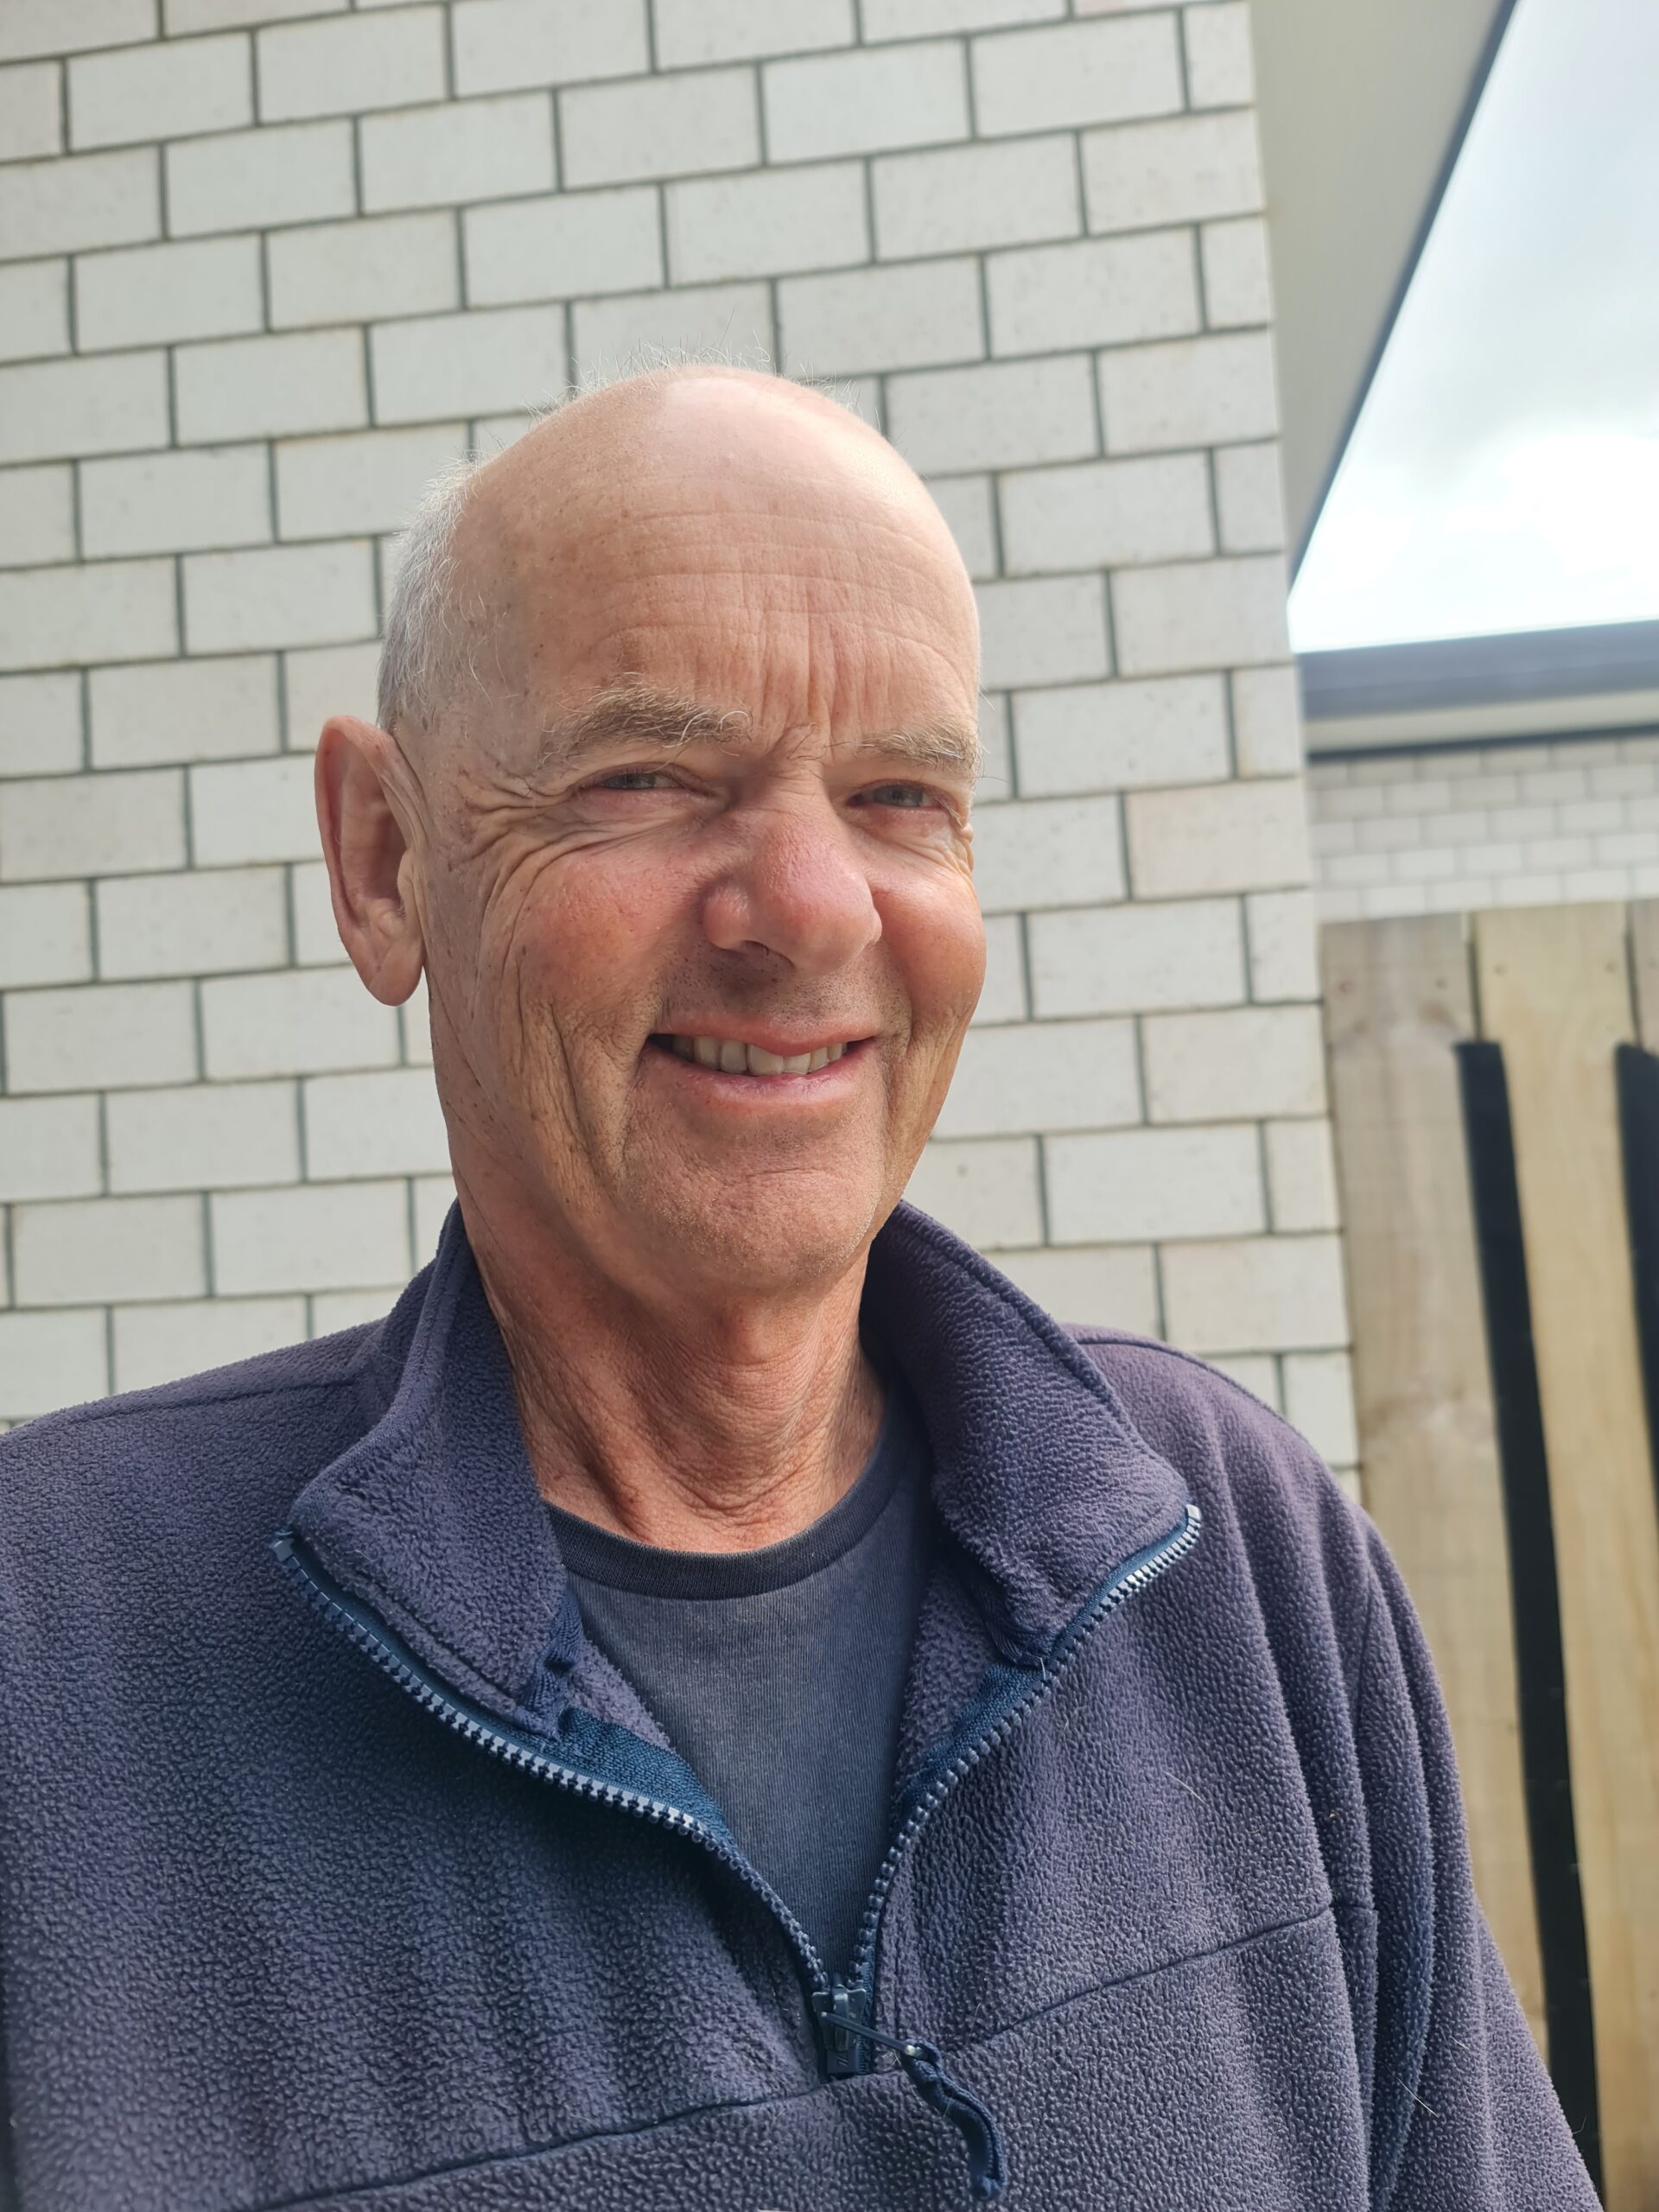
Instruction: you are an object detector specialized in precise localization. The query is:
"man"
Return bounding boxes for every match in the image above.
[0,368,1593,2210]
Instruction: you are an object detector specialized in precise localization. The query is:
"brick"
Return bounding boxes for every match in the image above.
[655,0,854,66]
[0,464,73,569]
[0,671,80,776]
[1232,664,1302,777]
[668,164,864,285]
[112,1294,306,1392]
[1201,215,1271,328]
[780,257,981,377]
[1245,887,1319,1001]
[573,283,773,385]
[200,964,398,1077]
[189,754,316,864]
[1144,1001,1324,1121]
[866,0,1061,31]
[257,8,445,121]
[0,1310,107,1421]
[1083,110,1262,232]
[310,1287,402,1332]
[5,979,196,1092]
[1162,1232,1348,1355]
[1029,895,1243,1016]
[971,791,1123,913]
[561,68,757,189]
[976,575,1109,690]
[1113,555,1290,676]
[211,1179,411,1294]
[1203,1352,1281,1410]
[0,63,62,162]
[76,235,263,351]
[303,1066,448,1178]
[0,1094,101,1200]
[412,1173,455,1258]
[0,262,68,363]
[936,1014,1138,1137]
[175,327,367,445]
[289,855,347,963]
[988,230,1198,356]
[0,147,157,255]
[106,1077,299,1193]
[906,1135,1042,1249]
[976,692,1013,803]
[276,423,461,541]
[183,541,377,655]
[1282,1349,1357,1466]
[1266,1116,1338,1232]
[1184,1,1253,107]
[371,303,565,424]
[69,34,250,149]
[925,474,997,581]
[81,447,271,559]
[97,864,289,977]
[1,765,182,880]
[166,120,354,236]
[999,454,1211,576]
[873,136,1078,260]
[451,0,649,95]
[283,640,379,748]
[972,16,1180,136]
[0,559,176,672]
[166,0,347,25]
[0,352,168,467]
[467,186,662,305]
[90,655,278,769]
[0,882,91,986]
[1128,776,1307,898]
[1014,673,1228,796]
[1047,1122,1262,1243]
[269,212,458,331]
[973,911,1027,1024]
[886,357,1096,475]
[5,0,155,55]
[764,43,967,162]
[399,974,433,1064]
[363,94,556,211]
[1213,440,1285,554]
[1101,332,1278,454]
[995,1241,1157,1329]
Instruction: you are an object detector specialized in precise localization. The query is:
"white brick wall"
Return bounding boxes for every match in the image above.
[0,0,1352,1473]
[1308,729,1659,920]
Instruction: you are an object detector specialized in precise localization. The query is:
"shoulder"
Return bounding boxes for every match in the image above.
[0,1325,382,1562]
[1066,1323,1375,1680]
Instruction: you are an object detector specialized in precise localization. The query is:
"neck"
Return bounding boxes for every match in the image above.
[458,1185,886,1554]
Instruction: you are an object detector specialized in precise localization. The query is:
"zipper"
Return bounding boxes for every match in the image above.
[271,1498,1199,2201]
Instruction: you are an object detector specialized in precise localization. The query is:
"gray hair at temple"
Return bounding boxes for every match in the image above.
[375,456,485,739]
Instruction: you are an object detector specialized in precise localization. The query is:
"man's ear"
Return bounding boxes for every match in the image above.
[315,715,426,1006]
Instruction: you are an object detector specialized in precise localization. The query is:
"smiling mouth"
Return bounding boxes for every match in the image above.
[651,1034,856,1077]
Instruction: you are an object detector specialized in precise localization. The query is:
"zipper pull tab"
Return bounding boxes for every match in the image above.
[811,1984,871,2079]
[810,1995,1007,2201]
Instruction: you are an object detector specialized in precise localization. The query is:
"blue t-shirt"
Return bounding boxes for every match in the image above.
[551,1381,933,1977]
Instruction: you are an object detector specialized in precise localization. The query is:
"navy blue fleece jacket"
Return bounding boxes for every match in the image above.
[0,1204,1595,2209]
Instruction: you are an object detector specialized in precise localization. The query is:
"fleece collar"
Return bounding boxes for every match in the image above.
[284,1205,1189,1731]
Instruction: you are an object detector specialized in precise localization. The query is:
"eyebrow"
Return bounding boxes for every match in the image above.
[532,681,983,780]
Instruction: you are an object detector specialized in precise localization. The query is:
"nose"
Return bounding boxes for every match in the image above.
[700,798,881,976]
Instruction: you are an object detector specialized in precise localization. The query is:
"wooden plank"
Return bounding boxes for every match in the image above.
[1475,901,1659,2211]
[1322,915,1544,2048]
[1631,899,1659,1047]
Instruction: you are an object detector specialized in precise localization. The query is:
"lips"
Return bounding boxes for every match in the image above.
[659,1034,853,1077]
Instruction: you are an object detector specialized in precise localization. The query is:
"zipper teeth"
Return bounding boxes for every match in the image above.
[844,1503,1203,1993]
[278,1544,831,1984]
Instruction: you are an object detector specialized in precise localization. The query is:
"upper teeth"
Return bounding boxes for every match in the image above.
[669,1037,849,1076]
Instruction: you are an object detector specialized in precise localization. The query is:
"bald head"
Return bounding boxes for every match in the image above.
[378,366,977,756]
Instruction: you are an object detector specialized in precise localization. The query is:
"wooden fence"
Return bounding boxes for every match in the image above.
[1323,901,1659,2210]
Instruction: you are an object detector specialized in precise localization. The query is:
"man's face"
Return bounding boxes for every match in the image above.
[411,376,985,1305]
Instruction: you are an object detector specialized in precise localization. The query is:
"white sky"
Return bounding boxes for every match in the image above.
[1288,0,1659,653]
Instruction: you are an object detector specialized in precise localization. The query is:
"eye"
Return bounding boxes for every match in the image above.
[590,768,674,791]
[856,781,935,810]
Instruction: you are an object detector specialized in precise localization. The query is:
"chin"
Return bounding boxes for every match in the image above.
[640,1164,891,1300]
